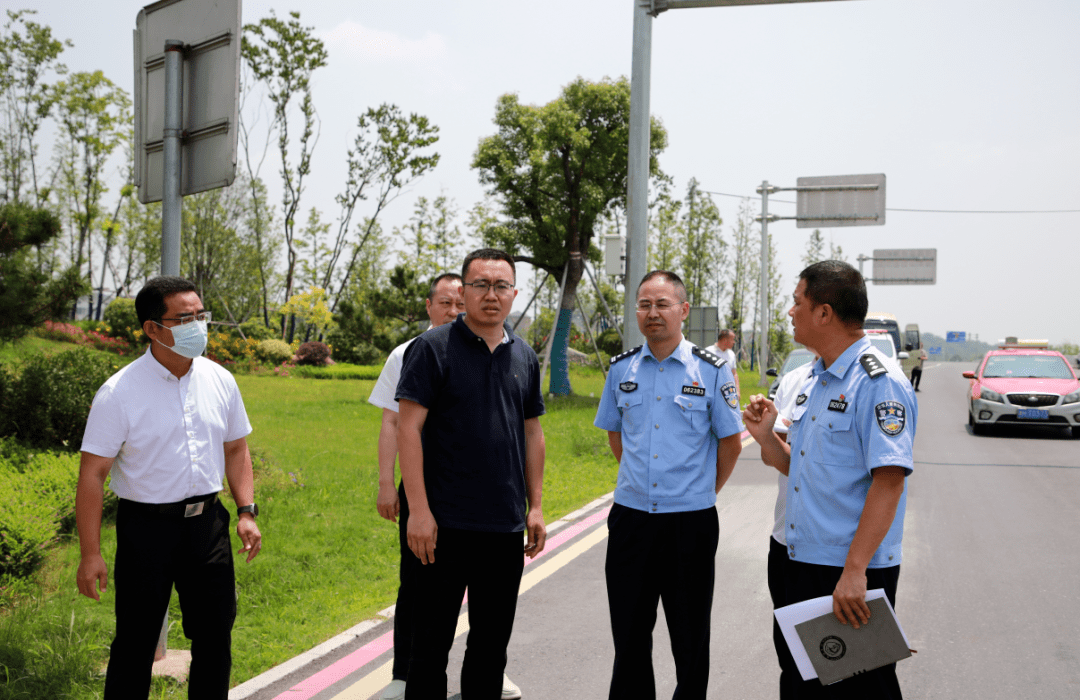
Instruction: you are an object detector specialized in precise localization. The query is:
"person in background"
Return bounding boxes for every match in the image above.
[910,343,928,391]
[706,328,740,399]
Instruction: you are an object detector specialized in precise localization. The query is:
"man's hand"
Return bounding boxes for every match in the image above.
[377,483,400,523]
[408,507,438,564]
[524,508,546,559]
[76,553,108,601]
[742,394,779,440]
[236,513,262,563]
[833,566,871,628]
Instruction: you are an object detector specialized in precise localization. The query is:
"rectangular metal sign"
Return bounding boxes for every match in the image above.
[928,347,942,355]
[946,332,966,343]
[871,248,937,285]
[134,0,240,204]
[685,306,719,349]
[796,173,886,228]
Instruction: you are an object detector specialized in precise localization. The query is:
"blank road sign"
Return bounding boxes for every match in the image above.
[872,248,937,285]
[134,0,240,204]
[796,173,886,228]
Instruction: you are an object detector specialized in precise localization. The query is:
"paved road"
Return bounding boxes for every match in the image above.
[233,361,1080,699]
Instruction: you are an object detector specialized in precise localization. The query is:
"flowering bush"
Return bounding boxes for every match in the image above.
[205,332,259,365]
[273,362,296,378]
[102,297,142,345]
[34,321,132,355]
[255,339,293,365]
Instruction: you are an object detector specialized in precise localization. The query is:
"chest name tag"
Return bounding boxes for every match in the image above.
[682,385,706,397]
[795,393,808,406]
[619,382,638,392]
[828,399,849,412]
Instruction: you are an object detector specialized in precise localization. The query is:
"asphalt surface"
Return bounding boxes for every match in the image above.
[232,361,1080,700]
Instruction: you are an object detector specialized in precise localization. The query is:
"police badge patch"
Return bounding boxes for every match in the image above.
[875,400,906,436]
[721,381,738,409]
[795,394,808,406]
[619,382,638,392]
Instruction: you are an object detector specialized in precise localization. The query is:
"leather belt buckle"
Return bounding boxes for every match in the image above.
[184,501,205,518]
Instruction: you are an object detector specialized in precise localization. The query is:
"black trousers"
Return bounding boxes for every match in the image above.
[104,497,236,700]
[910,368,922,390]
[768,537,800,700]
[784,559,902,700]
[392,482,421,680]
[404,527,524,700]
[605,503,719,700]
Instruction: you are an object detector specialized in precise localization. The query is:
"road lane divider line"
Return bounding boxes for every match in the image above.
[329,526,611,700]
[268,506,613,700]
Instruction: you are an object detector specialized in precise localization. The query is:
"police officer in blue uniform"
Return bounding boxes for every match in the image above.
[595,270,744,700]
[744,261,917,700]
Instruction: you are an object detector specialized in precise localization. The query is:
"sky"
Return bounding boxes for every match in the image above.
[15,0,1080,345]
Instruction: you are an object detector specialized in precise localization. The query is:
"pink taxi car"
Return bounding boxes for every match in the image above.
[963,340,1080,437]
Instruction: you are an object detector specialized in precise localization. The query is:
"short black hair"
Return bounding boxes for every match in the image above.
[637,270,687,303]
[717,329,736,342]
[798,260,867,327]
[135,276,197,326]
[427,272,462,301]
[462,248,516,283]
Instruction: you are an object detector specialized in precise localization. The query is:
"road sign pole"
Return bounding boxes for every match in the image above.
[624,0,652,352]
[756,181,772,385]
[161,39,183,276]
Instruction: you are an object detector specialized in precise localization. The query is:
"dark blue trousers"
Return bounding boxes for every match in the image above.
[604,503,719,700]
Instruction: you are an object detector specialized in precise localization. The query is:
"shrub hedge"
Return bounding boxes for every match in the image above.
[0,450,80,580]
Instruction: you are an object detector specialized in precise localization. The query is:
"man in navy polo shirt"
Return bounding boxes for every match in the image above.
[396,248,546,700]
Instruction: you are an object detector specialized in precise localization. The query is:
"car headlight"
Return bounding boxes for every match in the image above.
[1064,390,1080,404]
[980,387,1003,403]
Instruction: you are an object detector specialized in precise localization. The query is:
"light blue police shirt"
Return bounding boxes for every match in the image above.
[594,339,745,513]
[785,336,917,569]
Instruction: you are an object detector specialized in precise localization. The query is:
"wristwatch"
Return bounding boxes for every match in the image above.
[237,503,259,518]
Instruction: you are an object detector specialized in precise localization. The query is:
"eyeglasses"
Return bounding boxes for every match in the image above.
[464,281,515,295]
[636,301,680,312]
[158,311,212,326]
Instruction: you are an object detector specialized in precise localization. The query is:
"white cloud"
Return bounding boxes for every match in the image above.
[321,21,448,67]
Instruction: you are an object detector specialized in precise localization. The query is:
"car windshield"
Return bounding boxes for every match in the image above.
[781,351,814,375]
[982,355,1073,379]
[868,336,895,357]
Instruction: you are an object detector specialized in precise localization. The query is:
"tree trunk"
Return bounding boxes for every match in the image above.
[548,254,583,396]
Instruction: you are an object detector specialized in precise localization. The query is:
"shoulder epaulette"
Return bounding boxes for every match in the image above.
[692,345,727,368]
[859,353,888,379]
[610,345,642,365]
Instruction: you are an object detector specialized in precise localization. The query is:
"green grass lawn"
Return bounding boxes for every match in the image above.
[1,360,620,699]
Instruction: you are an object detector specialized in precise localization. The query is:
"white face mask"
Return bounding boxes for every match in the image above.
[155,319,208,359]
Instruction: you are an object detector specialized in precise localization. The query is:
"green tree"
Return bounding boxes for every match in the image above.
[242,10,328,310]
[725,198,757,337]
[0,9,69,205]
[0,202,86,343]
[648,191,681,271]
[829,239,847,262]
[802,228,824,267]
[369,265,430,339]
[472,76,667,395]
[322,103,440,310]
[678,178,724,307]
[51,70,130,317]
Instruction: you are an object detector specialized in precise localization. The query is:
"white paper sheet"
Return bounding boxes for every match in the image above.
[774,588,910,681]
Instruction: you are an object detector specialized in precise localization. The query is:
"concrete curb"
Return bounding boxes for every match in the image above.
[228,492,616,699]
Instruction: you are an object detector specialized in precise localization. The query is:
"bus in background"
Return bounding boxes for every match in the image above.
[864,312,902,354]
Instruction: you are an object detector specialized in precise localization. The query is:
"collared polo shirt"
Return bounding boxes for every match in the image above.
[785,336,917,568]
[594,339,745,514]
[80,346,253,503]
[395,315,544,533]
[369,337,418,413]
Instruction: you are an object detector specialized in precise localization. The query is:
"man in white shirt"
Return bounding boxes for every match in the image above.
[761,349,818,698]
[705,329,740,400]
[76,276,261,700]
[368,272,523,700]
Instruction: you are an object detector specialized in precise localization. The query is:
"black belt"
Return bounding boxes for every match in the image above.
[122,493,219,518]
